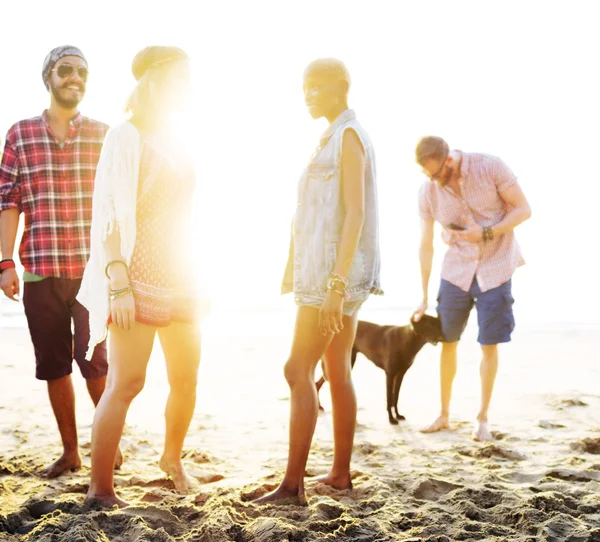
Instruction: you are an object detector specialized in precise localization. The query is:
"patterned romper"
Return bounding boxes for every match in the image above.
[127,142,197,326]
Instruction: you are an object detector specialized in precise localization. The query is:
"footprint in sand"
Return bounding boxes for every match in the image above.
[240,482,278,501]
[141,489,166,503]
[545,468,600,483]
[313,500,346,520]
[183,450,212,464]
[539,420,567,429]
[569,437,600,454]
[458,444,526,461]
[410,477,462,501]
[554,398,588,410]
[191,472,224,484]
[355,443,377,455]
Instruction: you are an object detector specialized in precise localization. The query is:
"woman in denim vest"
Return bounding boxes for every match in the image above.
[257,58,381,504]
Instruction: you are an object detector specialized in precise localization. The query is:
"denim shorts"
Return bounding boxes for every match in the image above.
[296,295,364,317]
[436,278,515,345]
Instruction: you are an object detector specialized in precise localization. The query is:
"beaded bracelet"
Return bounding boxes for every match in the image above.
[329,272,348,287]
[482,226,494,242]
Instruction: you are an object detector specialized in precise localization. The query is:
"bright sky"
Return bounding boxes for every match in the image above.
[2,1,599,322]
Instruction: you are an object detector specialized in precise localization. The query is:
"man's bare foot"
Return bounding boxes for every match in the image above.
[159,456,196,493]
[85,494,129,509]
[114,447,124,470]
[472,420,494,442]
[419,415,450,434]
[254,484,307,506]
[315,472,353,490]
[41,453,82,478]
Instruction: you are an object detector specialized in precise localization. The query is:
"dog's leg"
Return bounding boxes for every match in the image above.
[392,371,407,421]
[350,347,358,369]
[315,361,327,411]
[385,371,398,425]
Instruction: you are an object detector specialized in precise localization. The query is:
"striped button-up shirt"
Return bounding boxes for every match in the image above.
[418,152,525,293]
[0,111,108,278]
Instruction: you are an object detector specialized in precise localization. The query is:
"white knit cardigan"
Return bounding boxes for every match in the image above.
[77,121,141,360]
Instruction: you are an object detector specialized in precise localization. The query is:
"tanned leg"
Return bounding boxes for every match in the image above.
[158,322,201,492]
[255,307,332,504]
[85,323,155,508]
[42,374,82,478]
[420,341,458,433]
[317,311,359,489]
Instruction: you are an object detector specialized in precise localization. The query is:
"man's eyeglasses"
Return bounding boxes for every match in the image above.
[428,153,448,180]
[51,64,89,82]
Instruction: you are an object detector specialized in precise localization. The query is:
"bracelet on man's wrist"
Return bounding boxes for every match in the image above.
[0,259,16,273]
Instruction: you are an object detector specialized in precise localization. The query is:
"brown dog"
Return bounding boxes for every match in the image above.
[316,314,443,424]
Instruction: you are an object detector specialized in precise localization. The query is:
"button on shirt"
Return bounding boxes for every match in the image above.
[418,152,525,293]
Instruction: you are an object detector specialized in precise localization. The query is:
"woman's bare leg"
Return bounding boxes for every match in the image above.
[85,323,156,508]
[157,322,201,492]
[255,306,332,504]
[318,311,359,489]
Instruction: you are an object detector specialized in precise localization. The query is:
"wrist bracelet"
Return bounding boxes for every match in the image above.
[329,272,348,286]
[105,260,129,280]
[482,226,493,242]
[0,259,16,273]
[109,285,133,301]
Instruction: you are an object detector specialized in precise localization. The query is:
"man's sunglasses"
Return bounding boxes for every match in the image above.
[429,152,449,180]
[51,64,89,82]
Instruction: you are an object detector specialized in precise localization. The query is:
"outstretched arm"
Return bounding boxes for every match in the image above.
[414,217,434,321]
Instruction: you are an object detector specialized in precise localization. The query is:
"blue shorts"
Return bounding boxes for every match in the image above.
[436,278,515,345]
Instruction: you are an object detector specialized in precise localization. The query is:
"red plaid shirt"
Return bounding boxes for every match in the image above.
[0,111,108,278]
[419,152,525,293]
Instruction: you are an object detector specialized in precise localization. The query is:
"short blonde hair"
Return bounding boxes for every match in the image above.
[415,136,449,166]
[304,58,351,90]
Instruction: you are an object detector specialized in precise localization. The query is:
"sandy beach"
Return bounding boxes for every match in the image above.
[1,306,599,541]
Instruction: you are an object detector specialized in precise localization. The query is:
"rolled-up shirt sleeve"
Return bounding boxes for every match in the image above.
[0,138,21,211]
[418,182,433,220]
[491,157,517,193]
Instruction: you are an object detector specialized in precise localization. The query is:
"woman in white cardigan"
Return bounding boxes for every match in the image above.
[78,46,200,508]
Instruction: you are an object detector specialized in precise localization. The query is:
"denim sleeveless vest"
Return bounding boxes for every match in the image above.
[281,109,382,304]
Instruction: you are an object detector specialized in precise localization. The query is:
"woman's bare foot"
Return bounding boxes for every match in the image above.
[41,453,82,478]
[114,447,124,470]
[159,456,196,493]
[254,484,307,506]
[419,415,450,434]
[85,493,129,509]
[472,420,494,442]
[315,472,353,490]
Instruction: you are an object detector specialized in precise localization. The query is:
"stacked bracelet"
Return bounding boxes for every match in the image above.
[482,226,494,242]
[327,273,350,299]
[109,285,133,301]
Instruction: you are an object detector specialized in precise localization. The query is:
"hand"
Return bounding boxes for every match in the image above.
[0,268,20,301]
[454,215,483,243]
[110,291,136,331]
[412,300,428,322]
[319,289,344,336]
[441,228,457,246]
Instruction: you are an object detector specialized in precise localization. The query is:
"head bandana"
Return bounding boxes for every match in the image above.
[42,45,87,90]
[131,46,188,81]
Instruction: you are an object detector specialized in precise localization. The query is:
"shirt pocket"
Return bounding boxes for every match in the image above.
[307,159,335,183]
